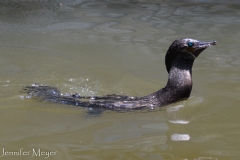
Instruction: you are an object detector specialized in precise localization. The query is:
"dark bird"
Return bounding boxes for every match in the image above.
[22,38,217,110]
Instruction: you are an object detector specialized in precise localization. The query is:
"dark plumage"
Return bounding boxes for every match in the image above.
[22,38,217,110]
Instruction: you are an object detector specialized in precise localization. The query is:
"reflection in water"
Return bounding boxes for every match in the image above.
[171,134,190,141]
[167,94,203,124]
[0,0,240,159]
[167,105,189,124]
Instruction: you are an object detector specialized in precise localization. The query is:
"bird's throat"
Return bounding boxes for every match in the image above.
[165,66,193,99]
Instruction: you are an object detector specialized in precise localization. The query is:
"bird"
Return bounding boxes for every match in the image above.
[22,38,217,110]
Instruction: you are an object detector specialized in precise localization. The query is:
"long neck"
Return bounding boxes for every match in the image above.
[166,67,192,97]
[143,57,194,107]
[163,57,194,103]
[166,58,193,90]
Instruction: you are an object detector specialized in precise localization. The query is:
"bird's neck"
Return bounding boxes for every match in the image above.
[167,65,192,88]
[145,58,194,105]
[164,58,194,101]
[153,68,192,106]
[141,57,195,106]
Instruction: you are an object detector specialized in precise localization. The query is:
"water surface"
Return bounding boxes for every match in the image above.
[0,0,240,159]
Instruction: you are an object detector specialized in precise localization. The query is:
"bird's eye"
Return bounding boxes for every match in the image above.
[187,41,194,47]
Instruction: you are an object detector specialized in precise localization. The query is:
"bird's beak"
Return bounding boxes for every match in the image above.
[188,40,217,57]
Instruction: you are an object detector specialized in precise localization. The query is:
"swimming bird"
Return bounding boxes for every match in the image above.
[22,38,217,110]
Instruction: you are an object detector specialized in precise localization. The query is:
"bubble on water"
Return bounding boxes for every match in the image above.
[69,78,74,82]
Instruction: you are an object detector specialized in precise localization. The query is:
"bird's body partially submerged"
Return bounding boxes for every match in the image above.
[22,38,217,110]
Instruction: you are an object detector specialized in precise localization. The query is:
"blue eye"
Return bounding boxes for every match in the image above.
[188,41,194,47]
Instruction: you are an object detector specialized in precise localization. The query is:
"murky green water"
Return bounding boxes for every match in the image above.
[0,0,240,159]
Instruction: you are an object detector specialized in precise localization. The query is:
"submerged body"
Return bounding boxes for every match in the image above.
[22,38,216,110]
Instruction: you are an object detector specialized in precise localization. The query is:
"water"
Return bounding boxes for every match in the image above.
[0,0,240,159]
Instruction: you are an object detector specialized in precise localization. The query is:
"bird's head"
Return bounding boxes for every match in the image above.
[165,38,217,73]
